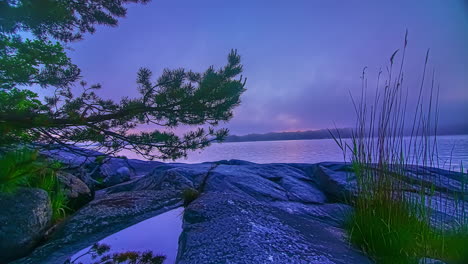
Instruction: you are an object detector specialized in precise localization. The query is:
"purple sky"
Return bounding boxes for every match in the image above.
[67,0,468,135]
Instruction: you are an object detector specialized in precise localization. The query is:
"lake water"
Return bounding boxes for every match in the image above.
[123,135,468,171]
[70,207,184,264]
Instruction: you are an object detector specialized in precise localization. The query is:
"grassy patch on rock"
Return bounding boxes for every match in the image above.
[182,187,200,207]
[348,195,468,264]
[0,147,70,221]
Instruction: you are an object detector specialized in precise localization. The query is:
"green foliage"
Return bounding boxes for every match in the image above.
[49,187,69,221]
[95,155,107,165]
[0,87,43,112]
[349,195,436,264]
[0,35,80,89]
[0,147,69,221]
[0,0,247,160]
[0,147,38,192]
[0,0,150,42]
[432,227,468,263]
[67,243,166,264]
[0,88,46,144]
[348,197,425,264]
[182,187,200,207]
[349,196,468,264]
[30,161,70,220]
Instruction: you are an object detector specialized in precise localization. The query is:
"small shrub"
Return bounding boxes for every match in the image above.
[0,147,39,192]
[182,188,200,207]
[95,155,107,164]
[348,197,432,264]
[49,187,70,220]
[428,226,468,264]
[0,147,70,221]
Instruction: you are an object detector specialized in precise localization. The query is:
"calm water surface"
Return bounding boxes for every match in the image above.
[124,135,468,171]
[71,207,183,264]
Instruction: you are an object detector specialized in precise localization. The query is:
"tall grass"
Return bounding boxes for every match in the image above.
[0,147,69,221]
[332,32,468,264]
[0,148,39,193]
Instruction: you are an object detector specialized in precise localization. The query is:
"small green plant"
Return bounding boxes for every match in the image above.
[0,147,70,221]
[49,187,70,220]
[349,196,468,264]
[0,147,39,192]
[66,243,166,264]
[182,188,200,207]
[349,196,433,264]
[95,155,107,164]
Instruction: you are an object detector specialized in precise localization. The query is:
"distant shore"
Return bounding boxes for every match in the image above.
[224,128,468,143]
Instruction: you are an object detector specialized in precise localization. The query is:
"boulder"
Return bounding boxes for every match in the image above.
[41,148,162,189]
[40,146,103,167]
[207,164,327,204]
[103,163,213,195]
[102,166,131,187]
[313,163,358,202]
[96,157,163,183]
[12,190,183,264]
[57,172,93,210]
[0,188,52,263]
[124,158,165,177]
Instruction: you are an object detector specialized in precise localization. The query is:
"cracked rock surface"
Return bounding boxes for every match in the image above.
[12,159,466,264]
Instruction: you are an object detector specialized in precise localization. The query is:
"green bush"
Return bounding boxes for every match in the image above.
[0,147,69,221]
[349,196,468,264]
[182,187,200,207]
[0,147,39,193]
[349,196,432,264]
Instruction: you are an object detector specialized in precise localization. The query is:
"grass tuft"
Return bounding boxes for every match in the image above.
[0,147,70,221]
[182,187,200,207]
[0,147,39,193]
[332,32,468,264]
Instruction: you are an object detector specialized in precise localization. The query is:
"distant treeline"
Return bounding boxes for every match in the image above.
[224,128,353,142]
[224,125,468,143]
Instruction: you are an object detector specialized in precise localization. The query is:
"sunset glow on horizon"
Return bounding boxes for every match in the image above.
[65,0,467,135]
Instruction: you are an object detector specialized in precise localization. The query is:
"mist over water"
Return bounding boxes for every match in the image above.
[122,135,468,171]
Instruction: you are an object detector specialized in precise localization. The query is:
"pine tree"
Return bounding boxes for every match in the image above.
[0,0,246,160]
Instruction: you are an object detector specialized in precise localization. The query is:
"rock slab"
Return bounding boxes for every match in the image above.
[0,188,52,263]
[57,172,93,210]
[10,160,468,264]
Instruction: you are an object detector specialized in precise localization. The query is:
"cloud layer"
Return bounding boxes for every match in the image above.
[68,0,468,135]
